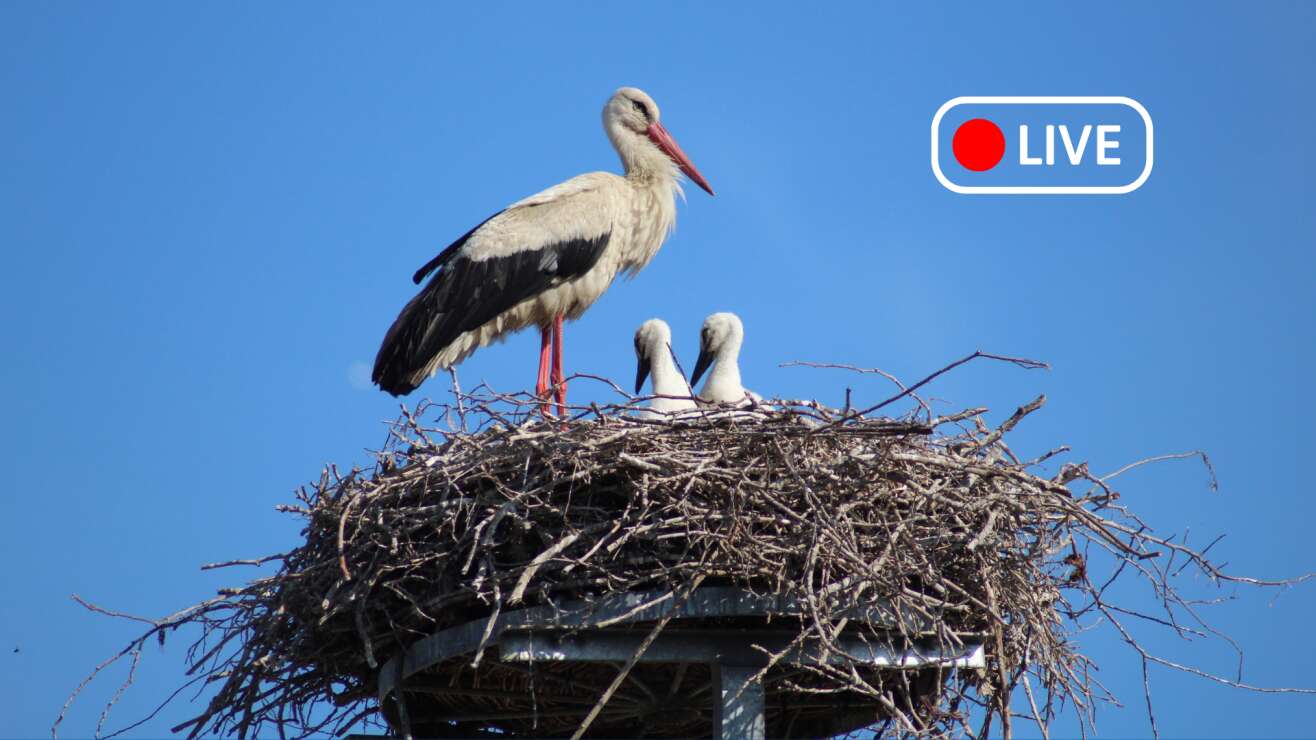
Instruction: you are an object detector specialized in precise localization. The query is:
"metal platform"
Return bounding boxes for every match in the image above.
[378,587,984,739]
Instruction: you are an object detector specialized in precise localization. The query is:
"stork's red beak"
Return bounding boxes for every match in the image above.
[647,122,715,196]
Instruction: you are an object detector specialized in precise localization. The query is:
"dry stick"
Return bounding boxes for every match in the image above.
[55,646,128,738]
[507,524,606,604]
[68,595,159,626]
[1140,645,1160,739]
[569,575,705,740]
[470,555,504,668]
[103,675,208,740]
[968,394,1047,452]
[1099,450,1218,491]
[1020,670,1051,740]
[666,340,696,400]
[984,580,1013,740]
[931,407,990,428]
[353,597,378,670]
[449,368,466,430]
[780,360,934,418]
[827,350,1049,427]
[337,493,360,581]
[96,649,140,737]
[200,553,288,571]
[55,595,230,738]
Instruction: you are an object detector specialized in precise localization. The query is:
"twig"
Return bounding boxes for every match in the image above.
[824,351,1048,428]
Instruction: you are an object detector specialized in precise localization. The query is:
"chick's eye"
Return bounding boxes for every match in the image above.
[631,100,649,119]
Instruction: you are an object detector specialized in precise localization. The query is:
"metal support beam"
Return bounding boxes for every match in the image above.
[374,586,985,739]
[377,587,929,705]
[499,629,986,669]
[712,664,765,740]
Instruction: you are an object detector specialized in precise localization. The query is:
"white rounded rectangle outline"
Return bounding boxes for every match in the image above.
[931,96,1153,194]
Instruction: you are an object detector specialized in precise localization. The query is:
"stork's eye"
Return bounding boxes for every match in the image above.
[631,99,649,120]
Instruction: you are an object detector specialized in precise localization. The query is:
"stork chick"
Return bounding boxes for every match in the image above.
[690,312,761,406]
[633,319,697,417]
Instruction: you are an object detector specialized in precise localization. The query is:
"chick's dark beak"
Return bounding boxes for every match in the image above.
[690,345,713,388]
[634,353,651,395]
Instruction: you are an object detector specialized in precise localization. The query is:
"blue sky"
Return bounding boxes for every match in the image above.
[3,2,1314,737]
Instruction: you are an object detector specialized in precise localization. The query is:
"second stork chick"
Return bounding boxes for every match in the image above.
[690,312,762,406]
[634,319,698,417]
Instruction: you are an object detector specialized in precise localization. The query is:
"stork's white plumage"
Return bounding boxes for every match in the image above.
[372,87,714,410]
[690,312,761,406]
[633,319,697,417]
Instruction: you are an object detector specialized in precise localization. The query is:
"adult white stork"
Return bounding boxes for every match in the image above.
[633,319,698,417]
[372,87,714,413]
[690,312,762,406]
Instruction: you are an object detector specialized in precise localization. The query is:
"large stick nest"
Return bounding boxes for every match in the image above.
[60,360,1307,739]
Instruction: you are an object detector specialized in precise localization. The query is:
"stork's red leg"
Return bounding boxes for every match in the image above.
[537,324,553,417]
[551,314,566,417]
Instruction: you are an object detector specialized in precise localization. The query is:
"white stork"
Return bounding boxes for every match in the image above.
[690,312,762,406]
[633,319,698,417]
[372,87,714,414]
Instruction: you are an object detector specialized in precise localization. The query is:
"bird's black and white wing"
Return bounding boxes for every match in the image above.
[372,173,620,396]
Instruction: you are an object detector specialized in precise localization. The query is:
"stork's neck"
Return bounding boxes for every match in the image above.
[707,344,743,392]
[608,127,682,193]
[649,346,691,398]
[604,126,681,275]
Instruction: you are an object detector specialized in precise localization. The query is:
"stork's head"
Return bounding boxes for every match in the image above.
[690,312,744,387]
[605,87,714,196]
[633,318,674,393]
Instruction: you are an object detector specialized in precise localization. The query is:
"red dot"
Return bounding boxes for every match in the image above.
[952,118,1005,172]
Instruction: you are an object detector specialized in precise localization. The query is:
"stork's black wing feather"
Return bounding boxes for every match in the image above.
[373,231,611,396]
[410,211,503,285]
